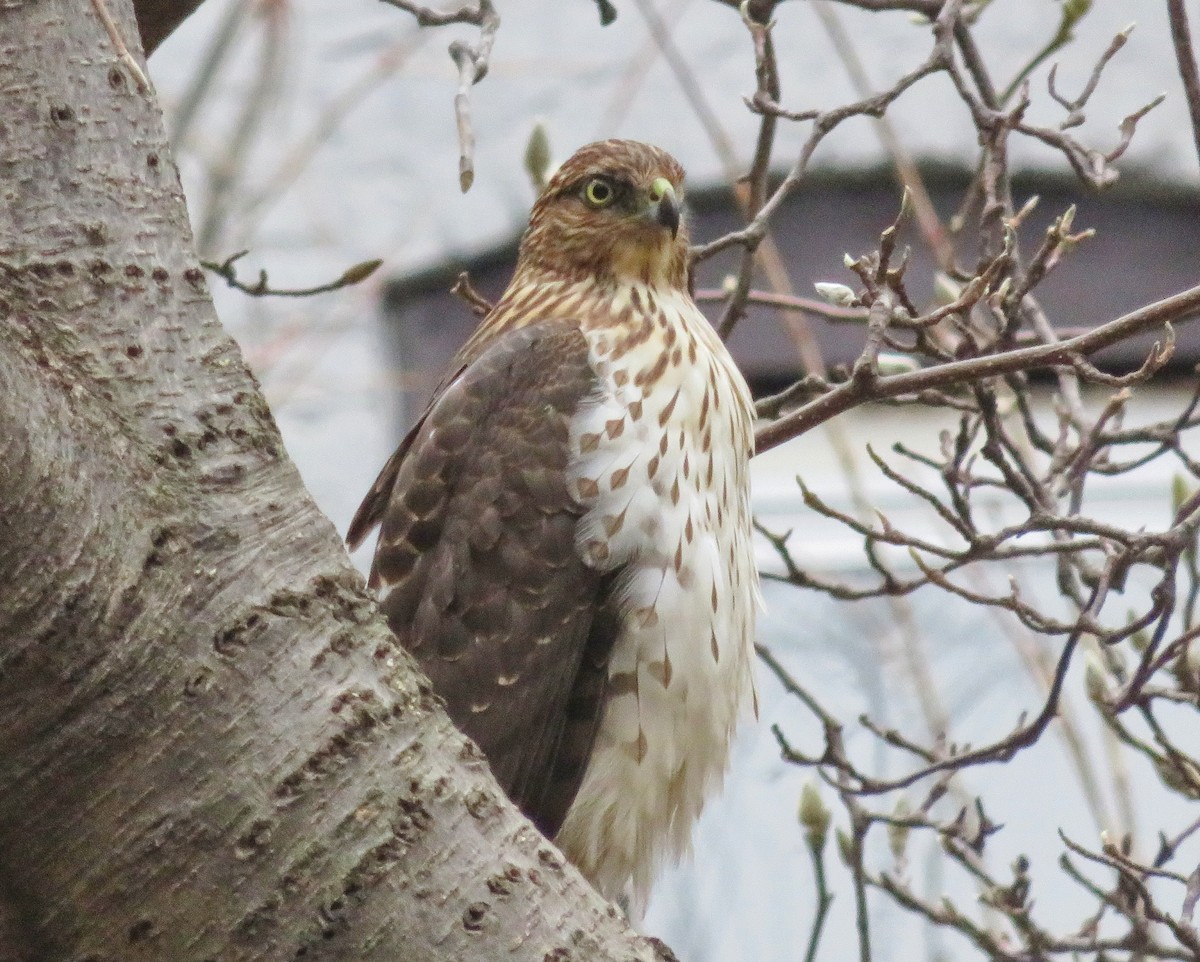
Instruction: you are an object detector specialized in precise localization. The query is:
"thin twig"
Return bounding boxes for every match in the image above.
[201,250,383,298]
[380,0,499,192]
[447,1,500,192]
[89,0,150,92]
[1168,0,1200,172]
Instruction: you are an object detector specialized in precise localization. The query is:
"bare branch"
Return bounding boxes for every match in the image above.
[755,285,1200,454]
[449,270,494,316]
[447,1,500,192]
[1046,24,1134,125]
[1167,0,1200,171]
[90,0,150,91]
[379,0,489,27]
[380,0,500,192]
[202,250,383,298]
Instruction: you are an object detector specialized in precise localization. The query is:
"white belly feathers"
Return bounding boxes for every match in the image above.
[554,283,758,909]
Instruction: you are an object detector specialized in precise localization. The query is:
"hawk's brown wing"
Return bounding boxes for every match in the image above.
[346,355,472,555]
[349,320,619,839]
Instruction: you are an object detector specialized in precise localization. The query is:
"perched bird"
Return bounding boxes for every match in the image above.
[347,139,758,908]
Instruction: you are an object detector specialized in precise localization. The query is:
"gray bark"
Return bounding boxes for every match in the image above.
[0,2,676,959]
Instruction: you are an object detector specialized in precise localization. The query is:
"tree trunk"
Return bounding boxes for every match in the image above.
[0,2,675,959]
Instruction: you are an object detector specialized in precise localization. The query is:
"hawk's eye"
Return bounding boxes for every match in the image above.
[583,178,615,208]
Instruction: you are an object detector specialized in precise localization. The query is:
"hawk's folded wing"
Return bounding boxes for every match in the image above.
[347,320,619,838]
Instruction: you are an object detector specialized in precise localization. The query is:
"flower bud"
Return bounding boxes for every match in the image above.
[798,781,831,853]
[887,797,911,861]
[814,282,857,307]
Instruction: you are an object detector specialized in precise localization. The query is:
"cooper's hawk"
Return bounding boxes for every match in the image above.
[348,139,758,908]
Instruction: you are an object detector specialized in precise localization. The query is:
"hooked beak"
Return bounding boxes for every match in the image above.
[648,176,680,238]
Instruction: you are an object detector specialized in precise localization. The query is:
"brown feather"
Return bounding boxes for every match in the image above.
[363,320,620,838]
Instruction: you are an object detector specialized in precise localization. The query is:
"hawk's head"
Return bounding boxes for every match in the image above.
[517,139,689,290]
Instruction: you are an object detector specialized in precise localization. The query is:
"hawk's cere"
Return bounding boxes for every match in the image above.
[347,139,759,908]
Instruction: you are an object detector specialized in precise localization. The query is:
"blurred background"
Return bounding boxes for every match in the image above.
[149,2,1200,957]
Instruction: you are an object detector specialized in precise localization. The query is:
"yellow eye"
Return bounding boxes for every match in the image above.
[583,178,615,207]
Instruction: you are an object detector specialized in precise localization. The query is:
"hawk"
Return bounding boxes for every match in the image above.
[348,139,758,908]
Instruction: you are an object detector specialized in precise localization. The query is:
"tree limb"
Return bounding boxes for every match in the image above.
[755,284,1200,453]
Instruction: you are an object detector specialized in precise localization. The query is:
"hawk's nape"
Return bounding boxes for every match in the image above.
[350,139,759,910]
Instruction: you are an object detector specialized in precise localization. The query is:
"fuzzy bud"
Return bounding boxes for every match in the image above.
[876,352,920,376]
[524,121,553,194]
[798,781,831,853]
[887,797,912,862]
[835,828,854,867]
[1084,651,1109,704]
[814,282,857,307]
